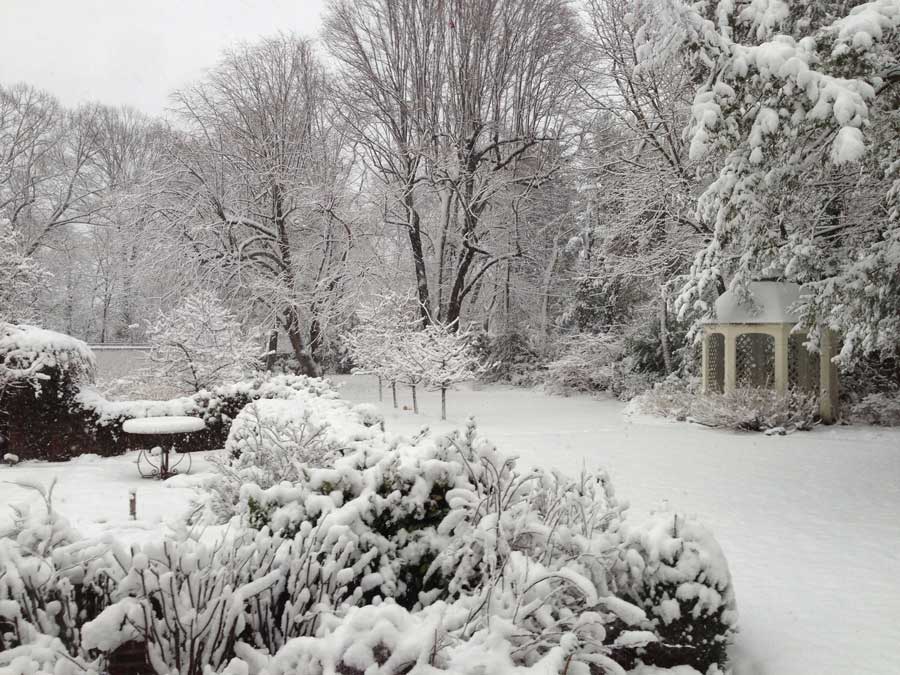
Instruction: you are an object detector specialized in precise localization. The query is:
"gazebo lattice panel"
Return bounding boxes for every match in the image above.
[788,334,820,392]
[706,333,725,393]
[735,333,775,388]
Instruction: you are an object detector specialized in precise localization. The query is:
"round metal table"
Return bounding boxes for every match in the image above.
[122,416,205,480]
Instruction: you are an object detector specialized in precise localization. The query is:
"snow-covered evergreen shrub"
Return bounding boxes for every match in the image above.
[545,333,655,399]
[850,392,900,426]
[614,513,737,673]
[480,331,543,386]
[233,420,674,671]
[0,325,99,460]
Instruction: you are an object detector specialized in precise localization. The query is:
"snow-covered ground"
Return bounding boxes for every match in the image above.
[2,375,899,675]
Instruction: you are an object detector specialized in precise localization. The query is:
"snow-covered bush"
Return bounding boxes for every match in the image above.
[687,390,818,432]
[76,372,341,458]
[545,333,655,399]
[614,513,737,673]
[0,325,98,460]
[1,409,737,674]
[632,385,819,432]
[0,480,116,674]
[850,392,900,426]
[147,290,264,394]
[234,420,722,671]
[200,396,383,522]
[479,330,544,386]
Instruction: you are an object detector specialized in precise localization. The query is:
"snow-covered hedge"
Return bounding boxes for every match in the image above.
[1,418,737,675]
[0,324,96,387]
[1,325,98,460]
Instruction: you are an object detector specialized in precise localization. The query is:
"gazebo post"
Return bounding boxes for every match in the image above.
[701,330,710,394]
[723,328,737,393]
[774,325,789,394]
[819,328,839,423]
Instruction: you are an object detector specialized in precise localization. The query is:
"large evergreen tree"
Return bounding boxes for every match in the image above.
[646,0,900,359]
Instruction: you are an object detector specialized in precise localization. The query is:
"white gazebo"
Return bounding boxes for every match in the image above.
[700,281,839,422]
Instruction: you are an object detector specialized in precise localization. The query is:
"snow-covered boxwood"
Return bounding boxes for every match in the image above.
[614,513,738,672]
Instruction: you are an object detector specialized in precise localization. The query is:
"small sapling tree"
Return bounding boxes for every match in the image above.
[147,291,262,393]
[417,323,486,420]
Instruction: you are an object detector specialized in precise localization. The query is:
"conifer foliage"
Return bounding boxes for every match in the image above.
[653,0,900,359]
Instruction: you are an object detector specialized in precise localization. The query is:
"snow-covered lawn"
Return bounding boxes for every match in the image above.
[2,376,899,675]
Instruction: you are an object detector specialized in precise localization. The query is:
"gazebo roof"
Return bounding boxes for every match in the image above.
[707,281,801,325]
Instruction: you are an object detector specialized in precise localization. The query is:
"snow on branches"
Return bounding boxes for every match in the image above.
[347,302,486,420]
[147,291,263,393]
[0,219,48,326]
[641,0,900,358]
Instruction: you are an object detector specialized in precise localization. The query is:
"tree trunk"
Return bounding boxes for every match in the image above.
[411,385,418,414]
[273,185,320,377]
[441,387,447,421]
[404,192,431,325]
[391,381,398,409]
[659,296,673,376]
[377,376,383,402]
[538,233,562,353]
[264,324,279,371]
[283,306,319,377]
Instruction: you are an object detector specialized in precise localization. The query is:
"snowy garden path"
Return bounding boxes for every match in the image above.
[1,377,898,674]
[337,376,900,675]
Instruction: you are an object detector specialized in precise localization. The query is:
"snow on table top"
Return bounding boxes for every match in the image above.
[122,416,206,434]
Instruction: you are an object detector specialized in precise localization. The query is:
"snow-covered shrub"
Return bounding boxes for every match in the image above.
[0,480,117,673]
[614,513,737,673]
[850,392,900,426]
[545,333,655,399]
[82,535,284,675]
[0,325,98,460]
[74,373,341,459]
[687,389,818,432]
[627,377,702,421]
[235,420,676,670]
[632,384,819,432]
[199,395,383,523]
[480,330,544,386]
[1,407,737,674]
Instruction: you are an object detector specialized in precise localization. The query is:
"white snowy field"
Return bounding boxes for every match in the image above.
[2,375,899,675]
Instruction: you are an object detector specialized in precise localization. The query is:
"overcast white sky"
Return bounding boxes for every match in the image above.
[0,0,325,115]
